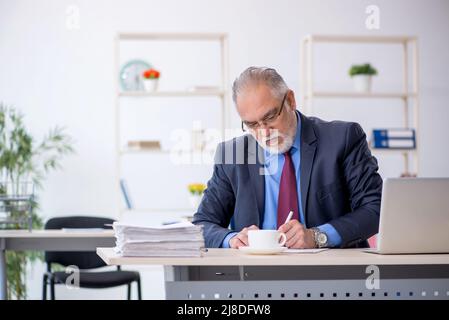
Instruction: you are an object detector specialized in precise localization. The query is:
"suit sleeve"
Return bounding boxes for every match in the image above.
[328,123,383,247]
[192,143,237,248]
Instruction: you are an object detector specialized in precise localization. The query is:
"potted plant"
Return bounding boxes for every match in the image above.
[142,68,160,92]
[349,63,378,92]
[0,103,74,299]
[187,183,206,211]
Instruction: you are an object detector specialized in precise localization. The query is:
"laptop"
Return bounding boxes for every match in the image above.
[366,178,449,254]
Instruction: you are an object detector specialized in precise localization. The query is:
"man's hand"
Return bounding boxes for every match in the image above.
[278,219,316,249]
[229,225,259,249]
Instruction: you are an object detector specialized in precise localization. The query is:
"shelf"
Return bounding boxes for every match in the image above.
[122,208,193,213]
[120,149,212,155]
[120,149,169,155]
[118,32,227,41]
[306,34,417,44]
[301,34,420,176]
[119,90,225,97]
[305,92,417,99]
[369,148,417,155]
[115,32,229,219]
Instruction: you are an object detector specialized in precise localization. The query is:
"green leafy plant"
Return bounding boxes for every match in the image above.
[349,63,378,77]
[0,102,74,299]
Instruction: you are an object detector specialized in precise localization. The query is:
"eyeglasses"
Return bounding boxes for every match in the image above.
[241,91,288,132]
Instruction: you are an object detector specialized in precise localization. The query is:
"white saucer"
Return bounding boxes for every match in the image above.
[239,246,287,255]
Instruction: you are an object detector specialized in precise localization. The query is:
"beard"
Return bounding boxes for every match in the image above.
[253,129,295,155]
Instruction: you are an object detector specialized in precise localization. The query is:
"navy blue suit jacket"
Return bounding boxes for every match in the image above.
[193,112,382,248]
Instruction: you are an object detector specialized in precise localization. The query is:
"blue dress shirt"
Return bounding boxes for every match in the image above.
[222,114,342,248]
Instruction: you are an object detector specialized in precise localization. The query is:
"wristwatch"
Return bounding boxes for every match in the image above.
[311,227,328,248]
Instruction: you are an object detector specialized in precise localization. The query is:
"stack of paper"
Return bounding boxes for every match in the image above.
[113,221,205,257]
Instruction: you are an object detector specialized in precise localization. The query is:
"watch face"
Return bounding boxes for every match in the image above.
[318,233,328,245]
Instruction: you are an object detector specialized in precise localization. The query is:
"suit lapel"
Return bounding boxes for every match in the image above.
[246,135,265,227]
[299,112,317,226]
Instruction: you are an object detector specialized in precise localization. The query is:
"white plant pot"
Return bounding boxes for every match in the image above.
[352,75,372,93]
[189,194,203,211]
[143,79,158,92]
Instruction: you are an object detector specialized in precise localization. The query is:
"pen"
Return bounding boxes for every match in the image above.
[284,210,294,225]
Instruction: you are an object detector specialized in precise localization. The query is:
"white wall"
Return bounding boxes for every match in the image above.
[1,0,448,299]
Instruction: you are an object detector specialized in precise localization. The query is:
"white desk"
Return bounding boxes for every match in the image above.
[97,248,449,300]
[0,230,115,300]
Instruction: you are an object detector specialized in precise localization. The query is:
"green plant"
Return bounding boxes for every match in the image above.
[0,102,74,299]
[349,63,378,77]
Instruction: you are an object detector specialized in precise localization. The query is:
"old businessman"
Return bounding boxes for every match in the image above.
[193,67,382,249]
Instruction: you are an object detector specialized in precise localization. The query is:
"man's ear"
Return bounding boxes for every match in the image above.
[287,90,297,110]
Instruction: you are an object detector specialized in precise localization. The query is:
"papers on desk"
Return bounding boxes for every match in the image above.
[113,221,205,257]
[284,248,329,254]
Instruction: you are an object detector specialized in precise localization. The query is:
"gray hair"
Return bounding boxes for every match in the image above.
[232,67,289,104]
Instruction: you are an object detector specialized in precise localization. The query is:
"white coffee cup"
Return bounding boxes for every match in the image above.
[247,230,287,248]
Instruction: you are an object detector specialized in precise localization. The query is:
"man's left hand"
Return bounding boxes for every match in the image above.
[278,219,316,249]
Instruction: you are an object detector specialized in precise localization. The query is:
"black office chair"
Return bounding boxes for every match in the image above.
[42,216,142,300]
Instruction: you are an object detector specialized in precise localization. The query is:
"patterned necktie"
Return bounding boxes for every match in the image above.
[277,150,299,228]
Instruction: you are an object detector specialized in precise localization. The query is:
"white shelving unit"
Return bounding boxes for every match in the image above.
[119,90,225,97]
[300,34,420,176]
[114,32,229,217]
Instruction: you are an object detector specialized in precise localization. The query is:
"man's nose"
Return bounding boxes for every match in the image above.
[259,127,271,137]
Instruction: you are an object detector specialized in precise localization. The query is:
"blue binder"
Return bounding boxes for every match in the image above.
[372,129,416,149]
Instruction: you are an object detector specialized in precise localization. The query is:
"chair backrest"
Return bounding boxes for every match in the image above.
[45,216,114,270]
